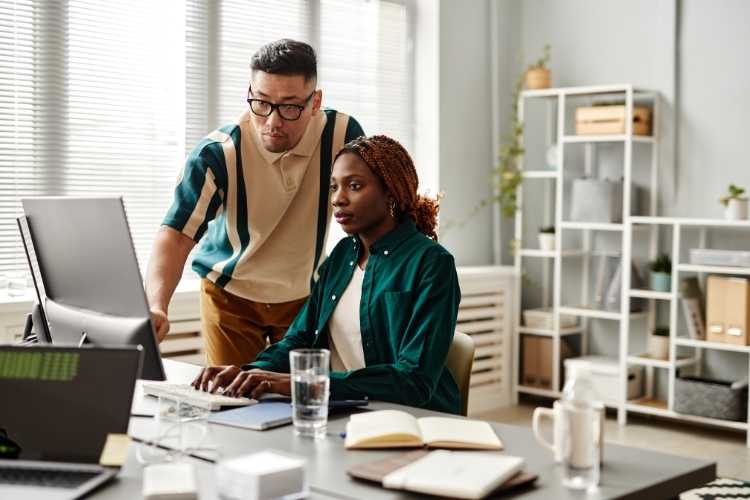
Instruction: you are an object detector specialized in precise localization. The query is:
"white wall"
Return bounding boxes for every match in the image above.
[436,0,495,265]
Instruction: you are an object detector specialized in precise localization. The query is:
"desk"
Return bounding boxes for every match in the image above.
[115,361,715,499]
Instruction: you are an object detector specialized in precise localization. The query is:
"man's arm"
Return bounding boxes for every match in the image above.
[145,226,196,342]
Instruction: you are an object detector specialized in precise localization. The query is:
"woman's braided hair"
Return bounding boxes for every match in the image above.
[336,135,440,241]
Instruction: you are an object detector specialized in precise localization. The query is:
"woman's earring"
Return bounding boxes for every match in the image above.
[389,201,396,218]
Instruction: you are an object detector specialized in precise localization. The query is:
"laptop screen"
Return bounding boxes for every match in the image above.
[0,345,142,464]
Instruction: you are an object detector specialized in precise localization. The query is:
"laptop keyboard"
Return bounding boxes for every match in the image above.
[0,466,100,488]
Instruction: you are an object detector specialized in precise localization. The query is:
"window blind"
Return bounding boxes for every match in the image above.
[0,0,414,282]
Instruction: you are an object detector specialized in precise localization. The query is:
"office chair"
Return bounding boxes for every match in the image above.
[445,330,475,416]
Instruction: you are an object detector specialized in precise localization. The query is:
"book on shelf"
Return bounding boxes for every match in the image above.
[680,277,706,340]
[344,410,503,450]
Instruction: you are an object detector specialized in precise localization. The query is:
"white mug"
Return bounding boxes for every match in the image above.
[532,401,605,464]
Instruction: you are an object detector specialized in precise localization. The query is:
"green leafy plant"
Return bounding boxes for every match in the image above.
[653,326,670,337]
[539,225,555,234]
[719,184,747,207]
[493,45,551,218]
[648,254,672,274]
[528,44,551,70]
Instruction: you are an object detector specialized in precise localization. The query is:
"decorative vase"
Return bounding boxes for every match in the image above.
[538,233,555,251]
[650,272,671,292]
[525,68,550,90]
[724,198,749,220]
[647,335,669,360]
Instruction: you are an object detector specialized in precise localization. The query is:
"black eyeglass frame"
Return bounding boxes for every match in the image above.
[246,85,316,121]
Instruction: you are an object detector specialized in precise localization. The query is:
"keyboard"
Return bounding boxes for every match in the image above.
[141,382,255,411]
[0,466,100,489]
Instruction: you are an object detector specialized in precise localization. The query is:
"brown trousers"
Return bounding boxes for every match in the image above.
[200,279,308,367]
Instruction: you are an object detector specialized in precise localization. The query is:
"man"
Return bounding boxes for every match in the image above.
[145,39,364,366]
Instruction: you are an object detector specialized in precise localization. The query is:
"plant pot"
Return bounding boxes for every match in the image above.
[538,233,555,251]
[724,198,749,220]
[650,272,671,292]
[647,335,669,360]
[525,68,551,90]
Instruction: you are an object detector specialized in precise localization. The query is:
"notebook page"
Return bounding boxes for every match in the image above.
[417,417,503,449]
[345,410,422,448]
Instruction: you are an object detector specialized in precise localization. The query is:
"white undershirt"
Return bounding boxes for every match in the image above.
[328,265,366,372]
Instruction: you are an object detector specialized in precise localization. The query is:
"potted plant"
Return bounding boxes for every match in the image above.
[647,326,670,360]
[524,44,551,90]
[648,254,672,292]
[720,184,748,220]
[538,226,555,251]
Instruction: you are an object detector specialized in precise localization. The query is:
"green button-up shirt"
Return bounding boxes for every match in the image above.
[243,220,462,414]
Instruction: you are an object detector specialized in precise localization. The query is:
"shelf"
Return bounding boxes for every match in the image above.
[629,289,673,300]
[519,249,586,258]
[560,221,624,231]
[518,326,583,337]
[675,337,750,353]
[520,83,654,99]
[562,134,655,144]
[677,263,750,276]
[559,305,647,321]
[522,170,559,179]
[626,400,749,430]
[627,354,697,369]
[517,385,560,398]
[630,216,750,228]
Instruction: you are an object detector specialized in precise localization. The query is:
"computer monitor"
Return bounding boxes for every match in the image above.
[20,196,165,380]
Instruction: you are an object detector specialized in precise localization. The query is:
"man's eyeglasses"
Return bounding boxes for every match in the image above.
[246,85,316,121]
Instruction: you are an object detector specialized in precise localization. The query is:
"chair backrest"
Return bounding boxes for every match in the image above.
[445,330,475,416]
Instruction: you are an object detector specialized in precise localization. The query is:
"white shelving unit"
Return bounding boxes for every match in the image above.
[513,84,660,411]
[623,217,750,446]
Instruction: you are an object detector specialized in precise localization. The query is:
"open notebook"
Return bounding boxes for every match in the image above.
[344,410,503,450]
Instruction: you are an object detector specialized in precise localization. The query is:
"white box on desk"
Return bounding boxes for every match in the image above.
[564,356,643,406]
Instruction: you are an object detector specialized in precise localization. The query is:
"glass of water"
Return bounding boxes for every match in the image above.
[290,349,330,439]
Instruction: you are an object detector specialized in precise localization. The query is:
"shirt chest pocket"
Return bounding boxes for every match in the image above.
[379,290,415,337]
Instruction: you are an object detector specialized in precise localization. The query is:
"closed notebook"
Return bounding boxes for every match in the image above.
[348,449,533,500]
[344,410,503,450]
[208,402,292,431]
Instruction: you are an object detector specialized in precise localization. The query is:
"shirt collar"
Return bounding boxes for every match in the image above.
[242,109,327,165]
[351,220,419,256]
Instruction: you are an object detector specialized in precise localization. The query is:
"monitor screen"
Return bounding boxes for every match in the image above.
[20,197,165,380]
[0,345,142,464]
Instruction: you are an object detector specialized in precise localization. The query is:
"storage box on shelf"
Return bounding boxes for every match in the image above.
[521,336,574,391]
[575,105,652,136]
[674,376,748,422]
[706,276,750,346]
[565,356,643,407]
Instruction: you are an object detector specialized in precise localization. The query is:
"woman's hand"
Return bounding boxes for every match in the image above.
[191,365,291,399]
[224,370,291,399]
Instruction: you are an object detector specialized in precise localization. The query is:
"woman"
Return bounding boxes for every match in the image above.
[192,135,461,414]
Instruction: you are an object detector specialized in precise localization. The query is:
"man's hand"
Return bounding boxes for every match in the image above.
[150,309,170,342]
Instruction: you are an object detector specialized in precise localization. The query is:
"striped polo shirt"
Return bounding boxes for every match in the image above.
[163,108,364,303]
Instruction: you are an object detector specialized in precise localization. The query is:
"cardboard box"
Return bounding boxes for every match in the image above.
[521,335,574,390]
[575,105,652,136]
[706,276,750,346]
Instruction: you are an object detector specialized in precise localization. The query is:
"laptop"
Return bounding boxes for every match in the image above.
[0,345,143,499]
